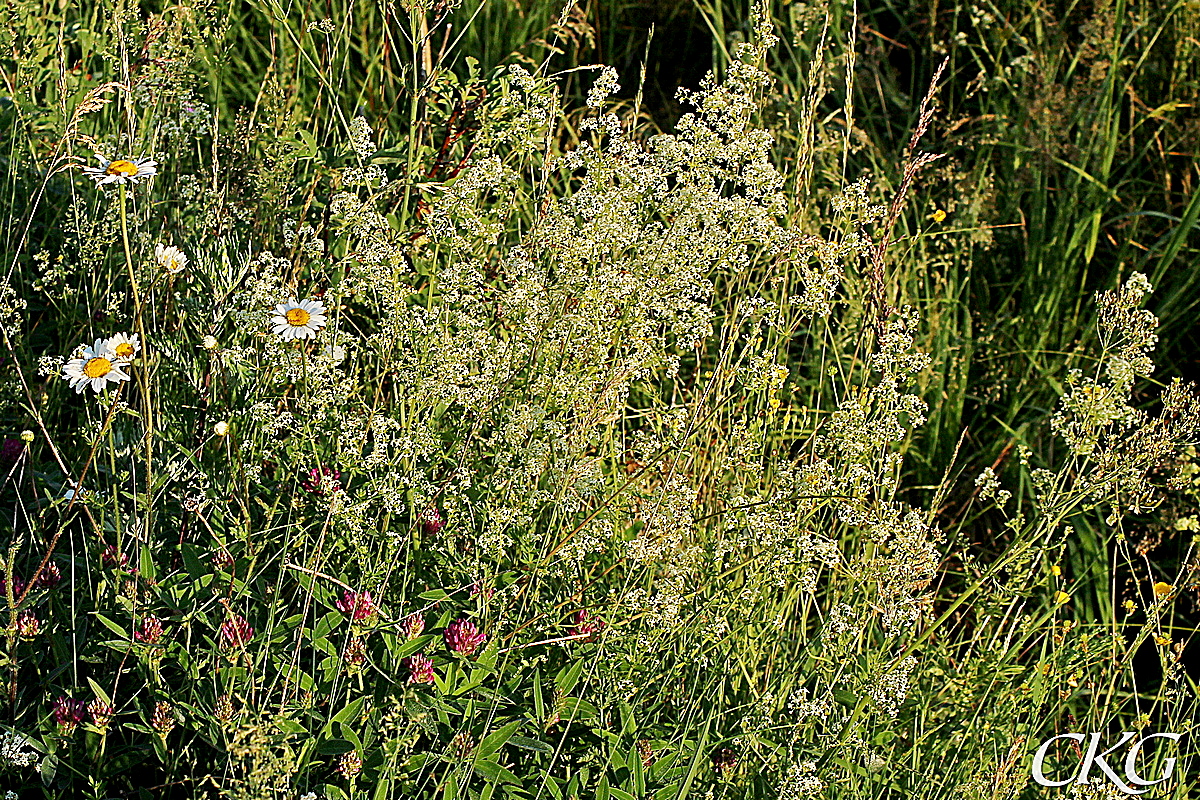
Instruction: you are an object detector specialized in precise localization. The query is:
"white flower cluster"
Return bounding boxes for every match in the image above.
[0,730,37,767]
[868,656,917,717]
[778,761,823,799]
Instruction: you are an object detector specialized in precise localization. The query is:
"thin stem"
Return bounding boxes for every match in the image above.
[118,184,154,538]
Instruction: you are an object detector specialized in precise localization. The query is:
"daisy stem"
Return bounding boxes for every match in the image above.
[118,184,154,529]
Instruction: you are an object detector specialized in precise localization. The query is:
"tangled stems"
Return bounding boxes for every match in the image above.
[117,184,155,533]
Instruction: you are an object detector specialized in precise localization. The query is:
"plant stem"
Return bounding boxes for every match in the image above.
[118,184,154,539]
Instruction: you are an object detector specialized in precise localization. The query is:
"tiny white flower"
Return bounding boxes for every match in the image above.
[201,335,219,350]
[103,332,140,363]
[155,243,187,274]
[271,297,328,341]
[61,339,131,393]
[321,344,346,364]
[82,154,158,186]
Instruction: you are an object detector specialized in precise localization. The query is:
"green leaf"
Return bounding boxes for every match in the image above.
[180,543,205,577]
[395,633,436,660]
[630,743,645,798]
[419,589,451,601]
[276,717,308,735]
[473,759,521,785]
[86,678,111,706]
[560,697,599,721]
[92,613,128,639]
[475,720,523,762]
[555,659,585,695]
[672,707,712,800]
[333,697,367,724]
[533,671,545,721]
[317,739,357,756]
[509,736,555,755]
[653,784,681,800]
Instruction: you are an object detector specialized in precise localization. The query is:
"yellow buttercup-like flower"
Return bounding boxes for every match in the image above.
[1153,581,1173,598]
[1052,591,1070,605]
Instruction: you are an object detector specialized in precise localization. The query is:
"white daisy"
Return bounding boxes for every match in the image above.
[61,339,131,393]
[82,154,158,186]
[155,243,187,274]
[103,332,140,363]
[271,297,328,341]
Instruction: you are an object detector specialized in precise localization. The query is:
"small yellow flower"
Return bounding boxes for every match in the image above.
[1123,599,1136,613]
[1155,635,1172,647]
[1050,565,1061,577]
[1053,591,1070,605]
[768,397,781,411]
[213,421,230,436]
[19,430,34,443]
[930,209,947,223]
[1153,581,1173,598]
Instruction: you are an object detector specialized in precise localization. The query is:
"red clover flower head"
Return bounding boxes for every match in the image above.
[401,612,425,639]
[88,699,114,730]
[418,506,444,536]
[220,614,254,648]
[34,561,62,589]
[301,465,342,495]
[52,696,89,732]
[403,653,435,684]
[135,615,165,644]
[336,590,379,623]
[0,437,24,466]
[16,609,40,638]
[0,576,26,599]
[443,618,486,656]
[101,545,129,570]
[569,609,605,642]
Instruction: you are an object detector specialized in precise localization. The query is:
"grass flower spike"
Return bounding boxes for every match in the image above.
[155,243,188,274]
[271,297,327,341]
[82,154,158,186]
[62,339,131,393]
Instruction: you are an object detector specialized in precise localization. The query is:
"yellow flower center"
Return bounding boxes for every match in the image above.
[106,160,139,177]
[286,308,311,327]
[83,357,112,379]
[114,343,135,359]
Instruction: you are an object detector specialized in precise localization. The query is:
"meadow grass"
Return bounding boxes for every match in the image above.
[0,0,1198,797]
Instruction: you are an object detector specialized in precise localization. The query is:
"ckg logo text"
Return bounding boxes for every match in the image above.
[1032,732,1181,794]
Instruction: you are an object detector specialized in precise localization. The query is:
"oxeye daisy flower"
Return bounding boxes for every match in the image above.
[82,154,158,186]
[270,297,328,341]
[61,339,131,393]
[155,243,187,274]
[103,332,140,363]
